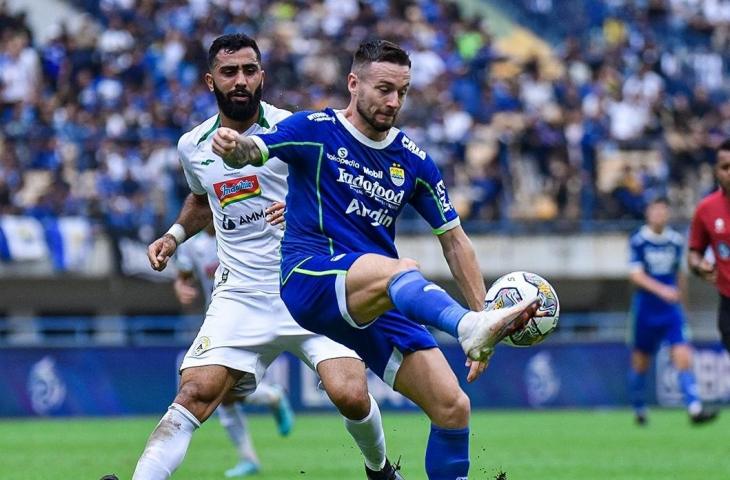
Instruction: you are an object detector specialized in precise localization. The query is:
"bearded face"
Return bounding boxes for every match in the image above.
[213,81,262,121]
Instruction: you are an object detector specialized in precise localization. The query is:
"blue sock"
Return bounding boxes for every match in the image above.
[387,270,469,338]
[677,370,700,410]
[627,369,646,413]
[425,425,469,480]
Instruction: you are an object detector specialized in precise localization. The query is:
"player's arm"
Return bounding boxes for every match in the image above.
[677,270,689,306]
[148,193,211,271]
[438,226,486,310]
[628,266,680,303]
[688,249,716,282]
[687,207,716,282]
[213,111,316,169]
[174,270,200,305]
[212,127,265,168]
[410,151,489,380]
[438,226,490,382]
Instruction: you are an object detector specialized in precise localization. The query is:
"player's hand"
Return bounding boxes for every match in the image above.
[148,234,178,271]
[657,285,681,304]
[465,358,488,382]
[696,260,717,283]
[174,277,199,305]
[266,201,286,228]
[212,127,240,159]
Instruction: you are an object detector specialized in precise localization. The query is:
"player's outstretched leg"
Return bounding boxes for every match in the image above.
[133,365,241,480]
[317,357,402,479]
[245,382,294,436]
[345,255,539,362]
[394,349,470,480]
[385,266,539,361]
[217,400,260,478]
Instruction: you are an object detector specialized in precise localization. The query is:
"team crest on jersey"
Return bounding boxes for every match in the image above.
[192,336,211,356]
[389,164,405,186]
[715,218,726,233]
[214,175,262,208]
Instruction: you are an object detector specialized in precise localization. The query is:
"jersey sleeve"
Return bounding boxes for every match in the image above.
[628,234,644,272]
[409,153,460,235]
[688,205,710,251]
[177,135,206,195]
[251,111,317,166]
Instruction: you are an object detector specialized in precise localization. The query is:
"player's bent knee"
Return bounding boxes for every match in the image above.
[395,257,419,273]
[327,382,370,420]
[432,390,470,429]
[176,379,220,412]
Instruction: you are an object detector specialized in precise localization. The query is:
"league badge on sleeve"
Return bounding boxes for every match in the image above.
[715,218,726,233]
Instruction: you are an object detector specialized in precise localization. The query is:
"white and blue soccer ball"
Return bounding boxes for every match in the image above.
[484,271,560,347]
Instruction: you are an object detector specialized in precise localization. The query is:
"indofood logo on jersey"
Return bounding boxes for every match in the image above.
[214,175,261,207]
[336,168,404,206]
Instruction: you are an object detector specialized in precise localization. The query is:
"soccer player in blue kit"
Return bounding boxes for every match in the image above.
[213,40,541,479]
[628,197,717,425]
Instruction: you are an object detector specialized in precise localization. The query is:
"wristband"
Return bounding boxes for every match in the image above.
[165,223,186,245]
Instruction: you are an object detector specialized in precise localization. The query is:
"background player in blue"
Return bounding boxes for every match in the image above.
[628,197,717,425]
[213,39,541,480]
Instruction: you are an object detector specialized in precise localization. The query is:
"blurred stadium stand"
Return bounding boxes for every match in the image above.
[0,0,728,346]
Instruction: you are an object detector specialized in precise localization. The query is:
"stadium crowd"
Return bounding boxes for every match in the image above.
[0,0,729,248]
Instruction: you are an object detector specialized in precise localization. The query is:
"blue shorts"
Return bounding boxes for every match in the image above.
[280,253,438,386]
[631,306,687,354]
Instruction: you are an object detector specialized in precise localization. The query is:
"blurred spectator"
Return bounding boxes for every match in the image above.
[0,0,728,251]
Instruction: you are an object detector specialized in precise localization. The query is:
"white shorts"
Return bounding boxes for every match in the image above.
[180,289,360,396]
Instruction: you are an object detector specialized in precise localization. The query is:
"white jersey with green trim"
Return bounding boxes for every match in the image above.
[177,102,291,294]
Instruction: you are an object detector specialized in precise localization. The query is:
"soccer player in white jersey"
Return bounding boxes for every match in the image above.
[132,34,402,480]
[212,39,541,479]
[174,221,296,477]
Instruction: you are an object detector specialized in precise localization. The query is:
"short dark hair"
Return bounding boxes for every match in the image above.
[208,33,261,70]
[719,138,730,152]
[352,39,411,73]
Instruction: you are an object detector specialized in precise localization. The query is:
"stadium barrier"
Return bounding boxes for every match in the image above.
[2,342,727,417]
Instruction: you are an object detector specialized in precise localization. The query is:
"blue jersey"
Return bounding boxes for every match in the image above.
[251,108,460,278]
[629,225,685,317]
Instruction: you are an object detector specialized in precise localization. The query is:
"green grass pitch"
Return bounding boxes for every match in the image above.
[0,409,726,479]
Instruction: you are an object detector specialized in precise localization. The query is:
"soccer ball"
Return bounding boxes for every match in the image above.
[484,271,560,346]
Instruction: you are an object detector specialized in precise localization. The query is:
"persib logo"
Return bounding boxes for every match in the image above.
[389,164,405,186]
[214,175,262,208]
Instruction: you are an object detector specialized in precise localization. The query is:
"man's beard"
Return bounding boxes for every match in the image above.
[214,83,263,121]
[356,97,397,133]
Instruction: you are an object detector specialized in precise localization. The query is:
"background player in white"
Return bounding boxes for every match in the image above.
[212,39,541,480]
[174,221,296,477]
[133,34,402,480]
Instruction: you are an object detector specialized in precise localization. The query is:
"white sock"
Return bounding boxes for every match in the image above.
[132,403,200,480]
[343,393,387,471]
[245,382,282,408]
[217,402,259,464]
